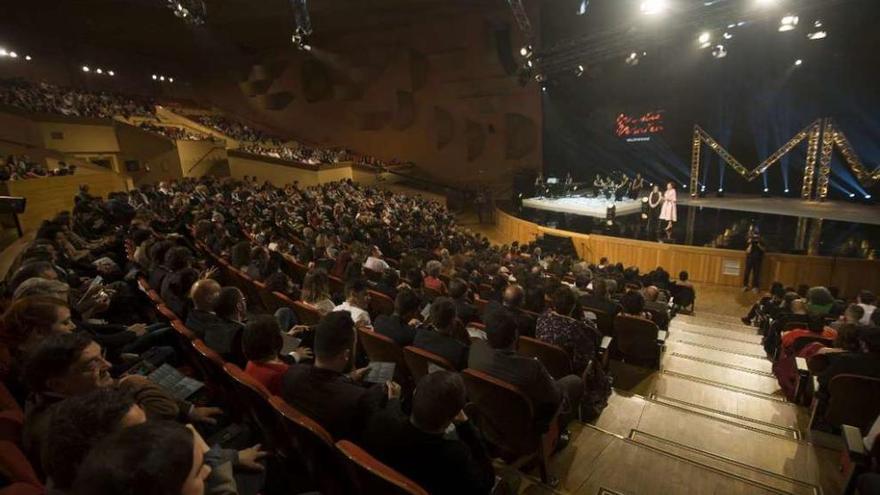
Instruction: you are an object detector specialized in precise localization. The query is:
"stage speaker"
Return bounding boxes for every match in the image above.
[0,196,26,214]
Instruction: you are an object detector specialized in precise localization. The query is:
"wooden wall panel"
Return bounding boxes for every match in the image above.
[494,208,880,297]
[5,172,129,232]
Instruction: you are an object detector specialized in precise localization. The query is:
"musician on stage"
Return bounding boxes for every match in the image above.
[534,172,545,197]
[615,173,630,201]
[629,173,646,199]
[564,172,573,195]
[659,182,678,232]
[648,184,663,229]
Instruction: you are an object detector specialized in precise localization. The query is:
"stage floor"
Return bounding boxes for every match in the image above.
[678,194,880,225]
[522,196,643,218]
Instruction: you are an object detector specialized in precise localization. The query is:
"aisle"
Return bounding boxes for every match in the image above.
[519,312,844,495]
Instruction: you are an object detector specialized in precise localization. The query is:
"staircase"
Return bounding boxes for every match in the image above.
[529,312,845,495]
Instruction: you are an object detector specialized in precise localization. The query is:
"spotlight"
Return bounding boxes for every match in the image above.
[814,20,823,28]
[25,55,31,61]
[8,52,17,58]
[764,187,769,192]
[784,188,790,193]
[794,59,803,66]
[866,194,873,200]
[108,70,115,76]
[807,31,827,40]
[575,64,584,77]
[152,74,157,80]
[640,0,668,15]
[716,188,724,198]
[169,77,174,83]
[526,60,533,68]
[755,0,778,5]
[711,45,727,59]
[0,48,6,57]
[159,76,165,81]
[779,15,799,32]
[520,45,533,58]
[535,73,545,82]
[541,85,547,92]
[723,32,733,40]
[849,193,856,198]
[96,68,103,74]
[625,52,640,66]
[727,23,736,29]
[82,66,90,72]
[698,32,711,47]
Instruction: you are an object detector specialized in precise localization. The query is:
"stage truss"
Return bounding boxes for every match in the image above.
[689,118,879,201]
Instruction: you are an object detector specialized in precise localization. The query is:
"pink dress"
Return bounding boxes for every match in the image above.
[659,188,677,222]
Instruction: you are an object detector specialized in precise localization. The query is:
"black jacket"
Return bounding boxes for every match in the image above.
[412,327,469,370]
[373,314,416,347]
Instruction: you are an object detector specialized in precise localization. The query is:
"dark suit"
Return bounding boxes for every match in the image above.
[362,411,494,495]
[482,301,536,338]
[453,299,480,325]
[578,296,620,318]
[468,342,569,430]
[373,314,416,347]
[281,365,394,440]
[644,300,671,330]
[185,310,244,363]
[412,328,469,370]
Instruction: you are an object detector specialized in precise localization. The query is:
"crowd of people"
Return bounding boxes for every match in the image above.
[0,78,155,120]
[743,282,880,415]
[0,176,701,495]
[0,154,75,181]
[137,121,211,141]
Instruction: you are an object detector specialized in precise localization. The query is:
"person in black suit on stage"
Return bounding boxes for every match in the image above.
[743,232,765,292]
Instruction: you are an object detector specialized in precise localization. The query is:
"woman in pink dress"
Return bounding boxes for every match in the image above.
[659,182,677,232]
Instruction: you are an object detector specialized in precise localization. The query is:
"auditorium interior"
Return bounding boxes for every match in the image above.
[0,0,879,494]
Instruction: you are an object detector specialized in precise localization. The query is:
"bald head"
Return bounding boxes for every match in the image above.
[502,284,524,308]
[791,299,807,315]
[643,286,659,302]
[190,279,221,311]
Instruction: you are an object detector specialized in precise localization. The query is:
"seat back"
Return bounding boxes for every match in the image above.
[583,306,613,336]
[825,374,880,431]
[363,267,383,282]
[402,346,455,384]
[368,290,395,319]
[269,396,354,495]
[613,314,663,367]
[222,363,283,450]
[336,440,429,495]
[191,340,242,419]
[791,335,834,354]
[784,320,809,332]
[358,328,411,386]
[422,286,442,302]
[156,303,180,322]
[516,336,572,379]
[0,441,42,489]
[460,368,540,455]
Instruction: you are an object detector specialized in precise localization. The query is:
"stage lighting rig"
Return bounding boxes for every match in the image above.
[779,15,798,32]
[165,0,207,26]
[711,45,727,59]
[575,64,584,77]
[698,32,711,48]
[290,0,313,51]
[640,0,668,16]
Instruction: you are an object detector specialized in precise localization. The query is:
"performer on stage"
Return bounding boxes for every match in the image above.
[615,173,630,201]
[659,182,677,232]
[534,172,545,197]
[629,173,646,199]
[564,172,573,195]
[648,184,662,229]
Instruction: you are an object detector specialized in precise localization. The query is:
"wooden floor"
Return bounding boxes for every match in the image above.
[513,312,845,495]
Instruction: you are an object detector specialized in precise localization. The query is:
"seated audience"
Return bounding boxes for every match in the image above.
[619,289,652,321]
[579,278,620,318]
[333,279,372,328]
[470,311,583,430]
[362,371,496,495]
[301,268,335,315]
[449,278,479,324]
[413,297,470,370]
[363,245,390,274]
[282,311,401,439]
[536,287,600,374]
[857,290,877,325]
[831,304,865,331]
[243,315,293,394]
[423,260,447,295]
[642,286,671,330]
[482,284,536,338]
[373,288,421,347]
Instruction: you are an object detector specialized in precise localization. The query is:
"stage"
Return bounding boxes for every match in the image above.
[523,193,878,225]
[678,194,880,225]
[522,196,643,218]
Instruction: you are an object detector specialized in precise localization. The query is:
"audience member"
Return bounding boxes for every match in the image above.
[536,287,600,374]
[413,297,470,370]
[373,288,421,347]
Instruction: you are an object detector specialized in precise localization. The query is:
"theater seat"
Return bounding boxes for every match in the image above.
[358,328,412,389]
[516,336,572,379]
[367,290,394,319]
[613,314,666,368]
[813,374,880,433]
[155,303,180,322]
[268,396,355,495]
[403,346,455,384]
[461,368,557,484]
[222,363,285,452]
[582,306,614,337]
[336,440,429,495]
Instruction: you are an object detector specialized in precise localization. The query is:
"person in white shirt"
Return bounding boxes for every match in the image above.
[857,290,877,326]
[363,245,390,274]
[333,279,372,328]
